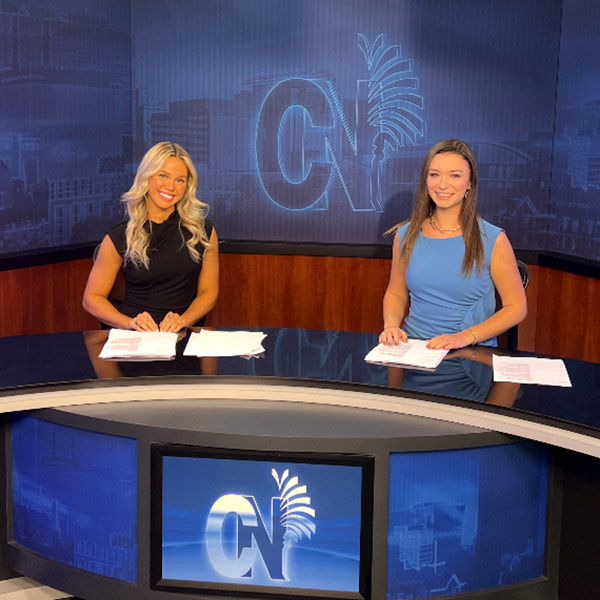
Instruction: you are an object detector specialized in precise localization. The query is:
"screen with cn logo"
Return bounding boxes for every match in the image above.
[152,446,373,599]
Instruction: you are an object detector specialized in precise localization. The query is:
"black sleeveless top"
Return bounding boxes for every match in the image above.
[107,211,213,324]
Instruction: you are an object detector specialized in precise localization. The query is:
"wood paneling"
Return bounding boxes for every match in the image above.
[0,254,598,363]
[535,266,600,362]
[0,259,98,337]
[206,253,390,333]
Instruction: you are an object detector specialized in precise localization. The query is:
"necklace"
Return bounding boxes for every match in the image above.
[429,216,461,234]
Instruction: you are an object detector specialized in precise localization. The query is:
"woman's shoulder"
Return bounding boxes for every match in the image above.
[106,220,127,254]
[204,217,213,238]
[394,220,411,240]
[478,217,503,240]
[107,220,127,236]
[178,212,213,241]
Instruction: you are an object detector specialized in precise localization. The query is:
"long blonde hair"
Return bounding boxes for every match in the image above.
[389,139,483,276]
[121,141,211,268]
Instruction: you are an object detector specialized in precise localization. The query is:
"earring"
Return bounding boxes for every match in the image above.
[465,188,471,199]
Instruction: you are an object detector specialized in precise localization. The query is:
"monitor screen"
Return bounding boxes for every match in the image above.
[387,442,549,598]
[152,446,373,599]
[10,415,138,583]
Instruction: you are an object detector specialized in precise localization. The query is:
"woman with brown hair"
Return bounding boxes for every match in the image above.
[380,139,526,350]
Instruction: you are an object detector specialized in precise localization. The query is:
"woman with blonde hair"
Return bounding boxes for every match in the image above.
[380,139,526,349]
[83,141,218,331]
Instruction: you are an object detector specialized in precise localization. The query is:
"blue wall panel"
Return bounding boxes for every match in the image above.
[0,1,132,252]
[11,415,138,582]
[1,0,598,261]
[387,443,548,597]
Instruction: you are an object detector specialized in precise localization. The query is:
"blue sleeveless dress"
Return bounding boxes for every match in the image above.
[398,218,502,347]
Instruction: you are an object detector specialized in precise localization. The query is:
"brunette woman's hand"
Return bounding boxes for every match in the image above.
[379,327,408,346]
[426,331,472,350]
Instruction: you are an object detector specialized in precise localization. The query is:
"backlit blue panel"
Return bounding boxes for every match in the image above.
[11,416,138,583]
[162,456,363,592]
[1,1,598,262]
[387,443,548,597]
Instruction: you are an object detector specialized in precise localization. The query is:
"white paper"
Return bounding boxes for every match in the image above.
[493,355,572,387]
[364,339,448,371]
[99,329,178,361]
[183,330,267,357]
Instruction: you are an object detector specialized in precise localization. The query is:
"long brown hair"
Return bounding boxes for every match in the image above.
[390,139,484,276]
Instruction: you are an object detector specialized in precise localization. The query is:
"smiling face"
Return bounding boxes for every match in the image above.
[426,152,472,212]
[145,156,189,222]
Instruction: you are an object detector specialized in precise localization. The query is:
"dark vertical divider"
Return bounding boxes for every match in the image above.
[556,449,600,599]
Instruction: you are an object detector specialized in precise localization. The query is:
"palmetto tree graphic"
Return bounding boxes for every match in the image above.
[271,468,316,546]
[358,33,425,210]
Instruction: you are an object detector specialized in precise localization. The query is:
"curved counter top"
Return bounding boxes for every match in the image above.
[1,327,598,600]
[0,327,598,456]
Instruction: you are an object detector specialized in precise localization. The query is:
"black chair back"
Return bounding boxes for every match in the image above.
[499,259,530,351]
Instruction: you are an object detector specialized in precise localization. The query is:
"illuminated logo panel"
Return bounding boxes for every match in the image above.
[205,469,315,581]
[255,33,425,212]
[160,454,367,593]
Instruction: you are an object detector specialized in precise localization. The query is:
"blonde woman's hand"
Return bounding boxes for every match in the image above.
[159,311,186,332]
[129,312,158,331]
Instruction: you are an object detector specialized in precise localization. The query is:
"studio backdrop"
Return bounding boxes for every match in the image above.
[0,0,598,261]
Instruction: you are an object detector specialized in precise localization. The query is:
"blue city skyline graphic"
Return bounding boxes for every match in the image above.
[387,444,548,598]
[11,415,138,583]
[0,0,598,261]
[162,456,363,591]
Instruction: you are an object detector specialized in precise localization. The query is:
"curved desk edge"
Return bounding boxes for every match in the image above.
[1,376,599,459]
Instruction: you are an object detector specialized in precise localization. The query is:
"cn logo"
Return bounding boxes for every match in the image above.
[255,33,425,212]
[205,469,316,581]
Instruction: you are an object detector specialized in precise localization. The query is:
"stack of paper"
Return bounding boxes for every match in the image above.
[183,330,267,358]
[99,329,178,361]
[493,355,572,387]
[364,339,448,371]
